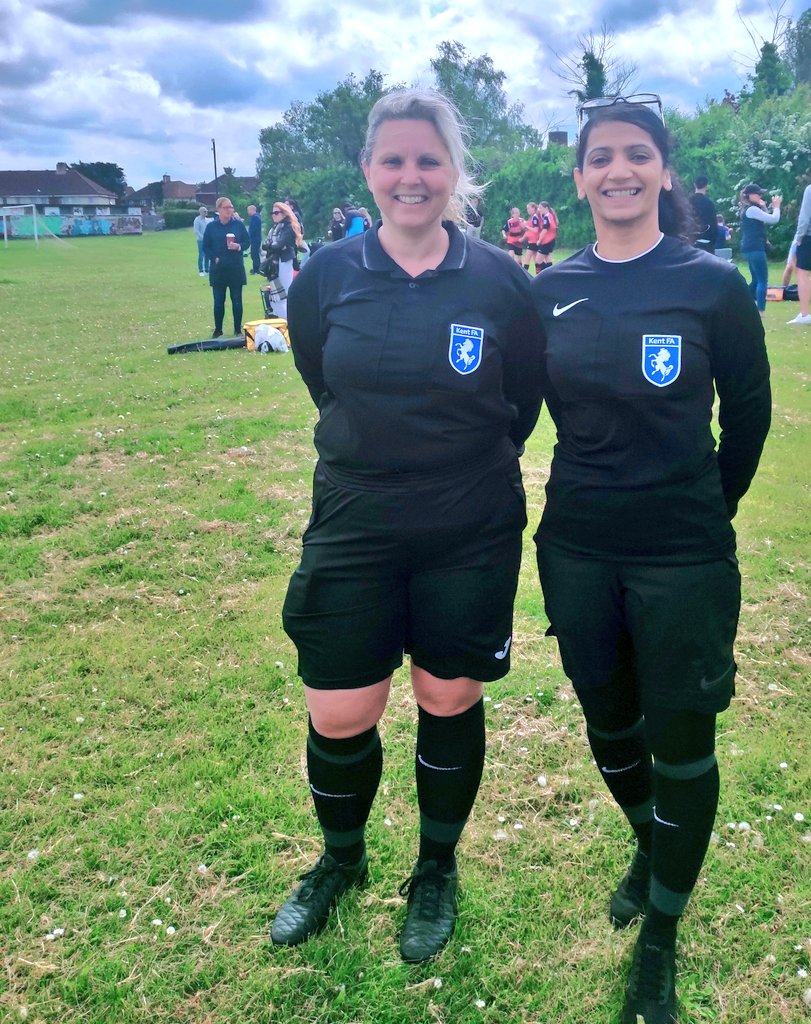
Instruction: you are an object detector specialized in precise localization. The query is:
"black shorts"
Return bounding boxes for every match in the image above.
[283,458,527,689]
[525,243,540,253]
[797,234,811,271]
[506,243,524,256]
[536,543,741,714]
[537,241,556,256]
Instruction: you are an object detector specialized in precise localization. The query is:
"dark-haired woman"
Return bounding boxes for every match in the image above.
[531,100,771,1023]
[535,201,558,272]
[739,184,781,315]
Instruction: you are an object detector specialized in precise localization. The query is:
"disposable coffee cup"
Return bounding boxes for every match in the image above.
[226,233,235,246]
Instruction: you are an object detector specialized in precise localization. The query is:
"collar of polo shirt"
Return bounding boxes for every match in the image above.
[361,221,468,275]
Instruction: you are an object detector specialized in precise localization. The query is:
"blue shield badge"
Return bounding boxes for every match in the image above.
[642,334,681,387]
[449,323,484,375]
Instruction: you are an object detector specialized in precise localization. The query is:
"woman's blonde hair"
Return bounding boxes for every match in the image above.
[273,201,304,249]
[361,89,485,224]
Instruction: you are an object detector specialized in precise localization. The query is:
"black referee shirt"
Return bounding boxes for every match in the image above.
[531,236,771,563]
[287,221,544,483]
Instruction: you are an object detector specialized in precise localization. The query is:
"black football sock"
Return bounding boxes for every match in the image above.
[646,753,720,942]
[587,717,654,855]
[306,719,382,866]
[415,699,485,871]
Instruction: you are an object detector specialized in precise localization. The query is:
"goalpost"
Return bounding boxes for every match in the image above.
[0,205,68,248]
[0,205,38,247]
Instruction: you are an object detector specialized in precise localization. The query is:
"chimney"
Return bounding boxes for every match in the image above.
[56,162,69,174]
[162,174,171,184]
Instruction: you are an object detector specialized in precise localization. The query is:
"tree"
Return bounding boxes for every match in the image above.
[785,8,811,85]
[748,41,794,101]
[429,41,538,148]
[257,71,388,186]
[306,70,387,166]
[671,85,811,258]
[219,167,240,194]
[257,71,389,237]
[553,27,638,104]
[736,0,795,102]
[71,161,127,198]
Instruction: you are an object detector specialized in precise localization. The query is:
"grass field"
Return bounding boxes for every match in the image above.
[0,229,809,1024]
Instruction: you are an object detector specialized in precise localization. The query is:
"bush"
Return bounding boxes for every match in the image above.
[163,209,197,230]
[481,144,592,250]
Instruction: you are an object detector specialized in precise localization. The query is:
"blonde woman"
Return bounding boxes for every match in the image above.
[261,201,304,318]
[272,88,544,963]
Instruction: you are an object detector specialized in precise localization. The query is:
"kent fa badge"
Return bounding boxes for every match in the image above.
[642,334,681,387]
[449,323,484,375]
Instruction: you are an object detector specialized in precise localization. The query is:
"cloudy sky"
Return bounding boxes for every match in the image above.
[1,0,807,191]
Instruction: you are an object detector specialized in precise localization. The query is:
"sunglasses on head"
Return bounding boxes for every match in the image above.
[577,93,665,133]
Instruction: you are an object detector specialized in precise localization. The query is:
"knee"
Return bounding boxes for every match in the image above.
[311,706,379,738]
[418,693,481,717]
[306,679,390,738]
[411,668,483,717]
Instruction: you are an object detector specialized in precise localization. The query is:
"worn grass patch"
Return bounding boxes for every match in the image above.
[0,235,809,1023]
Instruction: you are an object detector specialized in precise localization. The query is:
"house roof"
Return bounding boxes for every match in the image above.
[127,178,199,204]
[199,174,260,193]
[0,167,117,199]
[162,180,198,200]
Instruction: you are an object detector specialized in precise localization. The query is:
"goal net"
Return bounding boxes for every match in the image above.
[0,205,69,247]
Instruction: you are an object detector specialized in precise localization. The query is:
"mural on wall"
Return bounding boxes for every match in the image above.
[58,216,142,236]
[1,214,143,237]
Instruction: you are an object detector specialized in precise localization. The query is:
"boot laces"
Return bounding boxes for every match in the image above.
[399,862,444,915]
[296,856,342,902]
[632,941,671,1003]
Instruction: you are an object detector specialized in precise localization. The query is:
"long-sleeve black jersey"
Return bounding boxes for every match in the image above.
[287,221,544,484]
[531,236,771,563]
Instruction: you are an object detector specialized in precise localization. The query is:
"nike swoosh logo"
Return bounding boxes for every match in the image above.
[417,754,461,771]
[552,298,589,317]
[601,759,641,774]
[309,785,356,798]
[653,807,678,828]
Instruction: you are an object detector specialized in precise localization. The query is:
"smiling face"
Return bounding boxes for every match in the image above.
[216,197,234,224]
[361,118,458,235]
[573,120,671,235]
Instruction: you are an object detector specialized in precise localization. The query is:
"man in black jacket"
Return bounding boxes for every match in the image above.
[689,176,717,253]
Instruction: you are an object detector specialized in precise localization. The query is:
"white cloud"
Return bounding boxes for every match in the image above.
[0,0,807,187]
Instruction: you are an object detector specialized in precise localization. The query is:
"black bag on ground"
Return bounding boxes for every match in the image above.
[784,283,799,301]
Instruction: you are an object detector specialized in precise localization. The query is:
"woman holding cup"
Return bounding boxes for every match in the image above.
[202,196,250,338]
